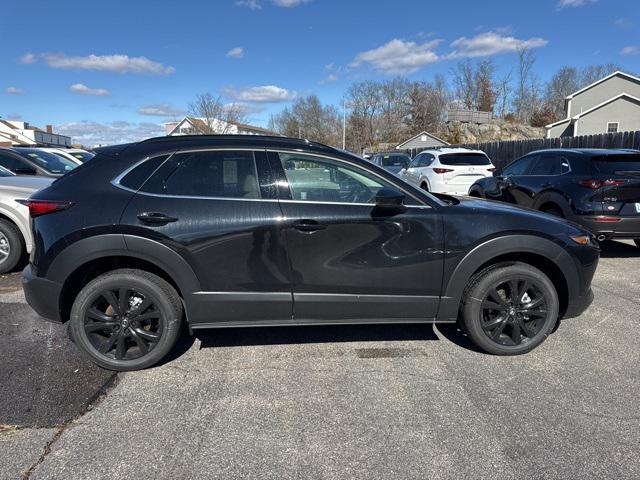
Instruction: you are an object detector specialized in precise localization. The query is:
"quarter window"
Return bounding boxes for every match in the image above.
[279,153,407,204]
[142,150,261,199]
[120,155,169,190]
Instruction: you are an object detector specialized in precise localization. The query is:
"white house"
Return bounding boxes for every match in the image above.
[164,117,275,137]
[0,120,71,147]
[546,71,640,138]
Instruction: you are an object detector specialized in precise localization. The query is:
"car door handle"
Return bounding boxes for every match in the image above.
[292,219,327,232]
[137,212,178,224]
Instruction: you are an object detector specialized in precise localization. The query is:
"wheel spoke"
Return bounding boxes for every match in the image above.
[133,328,160,343]
[129,328,149,354]
[482,299,505,311]
[525,308,547,319]
[130,311,160,322]
[98,332,119,354]
[102,291,121,315]
[520,320,538,338]
[85,321,117,333]
[491,321,507,340]
[118,288,130,316]
[510,322,522,345]
[488,288,509,308]
[87,307,115,323]
[482,316,505,331]
[508,280,519,304]
[115,334,127,360]
[128,298,153,319]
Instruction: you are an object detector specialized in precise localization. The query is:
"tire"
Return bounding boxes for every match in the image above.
[0,219,25,274]
[635,240,640,248]
[70,269,183,371]
[421,182,430,192]
[461,262,559,355]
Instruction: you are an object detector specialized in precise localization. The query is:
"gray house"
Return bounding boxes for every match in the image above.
[546,71,640,138]
[395,131,449,150]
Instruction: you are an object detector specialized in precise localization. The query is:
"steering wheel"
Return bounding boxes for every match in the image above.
[346,181,373,203]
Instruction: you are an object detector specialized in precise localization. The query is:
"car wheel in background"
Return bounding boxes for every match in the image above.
[70,269,183,371]
[461,262,559,355]
[421,182,429,192]
[635,240,640,248]
[541,207,564,218]
[0,219,25,274]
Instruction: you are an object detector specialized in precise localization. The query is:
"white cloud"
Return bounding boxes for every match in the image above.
[29,53,175,75]
[319,74,338,84]
[448,32,548,58]
[272,0,311,6]
[224,85,296,103]
[614,17,631,29]
[621,46,640,55]
[236,0,310,8]
[137,104,186,117]
[226,47,245,58]
[349,39,441,75]
[5,86,26,95]
[56,121,164,146]
[557,0,597,8]
[70,83,110,96]
[19,53,36,64]
[236,0,262,8]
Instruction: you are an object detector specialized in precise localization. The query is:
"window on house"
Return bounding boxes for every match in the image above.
[607,122,619,134]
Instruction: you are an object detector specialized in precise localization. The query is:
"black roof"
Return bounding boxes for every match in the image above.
[95,134,340,158]
[529,148,640,156]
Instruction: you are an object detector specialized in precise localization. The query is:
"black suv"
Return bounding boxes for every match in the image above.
[22,136,599,370]
[469,149,640,246]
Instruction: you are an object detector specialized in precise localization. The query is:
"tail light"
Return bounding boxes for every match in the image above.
[16,200,73,218]
[593,216,621,223]
[433,168,454,174]
[576,179,625,189]
[487,167,496,172]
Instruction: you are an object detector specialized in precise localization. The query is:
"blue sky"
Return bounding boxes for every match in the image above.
[1,0,639,145]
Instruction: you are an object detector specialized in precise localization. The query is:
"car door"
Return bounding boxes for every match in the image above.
[269,150,444,322]
[520,153,570,207]
[119,148,293,326]
[488,155,538,205]
[0,151,38,175]
[401,154,422,185]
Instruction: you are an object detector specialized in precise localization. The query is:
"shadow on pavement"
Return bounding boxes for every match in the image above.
[599,240,640,258]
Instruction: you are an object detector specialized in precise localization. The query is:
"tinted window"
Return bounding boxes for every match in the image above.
[0,165,14,177]
[0,152,20,171]
[439,153,491,166]
[380,154,410,167]
[16,149,77,174]
[120,155,169,190]
[143,150,260,199]
[591,154,640,175]
[529,155,570,176]
[409,155,422,168]
[70,151,94,162]
[280,153,401,204]
[502,156,536,176]
[418,154,434,167]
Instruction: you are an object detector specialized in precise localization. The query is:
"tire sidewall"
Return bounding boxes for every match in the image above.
[70,271,182,371]
[463,264,559,355]
[0,219,24,274]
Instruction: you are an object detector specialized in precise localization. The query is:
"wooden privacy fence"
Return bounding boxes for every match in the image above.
[400,130,640,169]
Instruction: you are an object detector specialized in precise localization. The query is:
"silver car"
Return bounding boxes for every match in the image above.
[0,167,53,273]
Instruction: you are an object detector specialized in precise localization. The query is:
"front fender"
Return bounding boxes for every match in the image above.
[436,234,579,321]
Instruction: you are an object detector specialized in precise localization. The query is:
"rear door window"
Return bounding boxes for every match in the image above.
[141,150,261,199]
[503,155,537,176]
[529,155,570,176]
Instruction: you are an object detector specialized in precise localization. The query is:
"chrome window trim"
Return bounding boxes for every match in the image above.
[111,152,175,190]
[515,154,573,177]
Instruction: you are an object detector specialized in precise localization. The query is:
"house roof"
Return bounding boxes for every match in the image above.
[565,71,640,99]
[167,116,275,136]
[546,93,640,129]
[395,131,449,149]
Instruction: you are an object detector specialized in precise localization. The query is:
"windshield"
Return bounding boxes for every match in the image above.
[381,155,410,167]
[0,165,15,177]
[592,154,640,175]
[17,149,78,174]
[440,153,491,166]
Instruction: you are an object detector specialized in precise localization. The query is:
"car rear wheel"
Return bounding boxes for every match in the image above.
[541,207,564,218]
[421,182,429,192]
[0,219,25,274]
[70,269,183,371]
[461,263,559,355]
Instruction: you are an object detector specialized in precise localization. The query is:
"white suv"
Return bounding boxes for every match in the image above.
[398,148,495,195]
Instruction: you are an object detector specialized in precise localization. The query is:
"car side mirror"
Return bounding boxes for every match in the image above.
[14,167,37,175]
[374,188,407,215]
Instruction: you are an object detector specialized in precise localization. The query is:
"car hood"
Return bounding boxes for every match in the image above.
[450,194,587,234]
[0,176,54,194]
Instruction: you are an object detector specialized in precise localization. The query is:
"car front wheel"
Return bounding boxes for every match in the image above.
[70,269,183,371]
[461,262,559,355]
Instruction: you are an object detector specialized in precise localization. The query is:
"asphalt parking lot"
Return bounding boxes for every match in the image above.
[1,241,639,480]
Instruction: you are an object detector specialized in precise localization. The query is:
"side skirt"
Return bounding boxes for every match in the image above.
[190,317,452,330]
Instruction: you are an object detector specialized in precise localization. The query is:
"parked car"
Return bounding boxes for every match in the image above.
[0,174,53,273]
[38,148,83,166]
[468,149,640,247]
[398,148,495,195]
[22,135,599,371]
[63,148,95,163]
[370,152,412,174]
[0,147,78,177]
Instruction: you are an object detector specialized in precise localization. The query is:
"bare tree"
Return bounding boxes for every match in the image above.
[345,81,383,152]
[188,93,249,134]
[544,67,579,120]
[495,70,513,119]
[514,47,536,124]
[580,64,620,87]
[452,60,477,109]
[475,60,497,113]
[269,95,341,146]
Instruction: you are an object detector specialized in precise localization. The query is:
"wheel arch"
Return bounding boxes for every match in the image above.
[52,234,200,322]
[532,190,573,217]
[437,235,578,322]
[0,207,29,250]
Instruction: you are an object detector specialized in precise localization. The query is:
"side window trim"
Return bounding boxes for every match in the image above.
[268,149,430,208]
